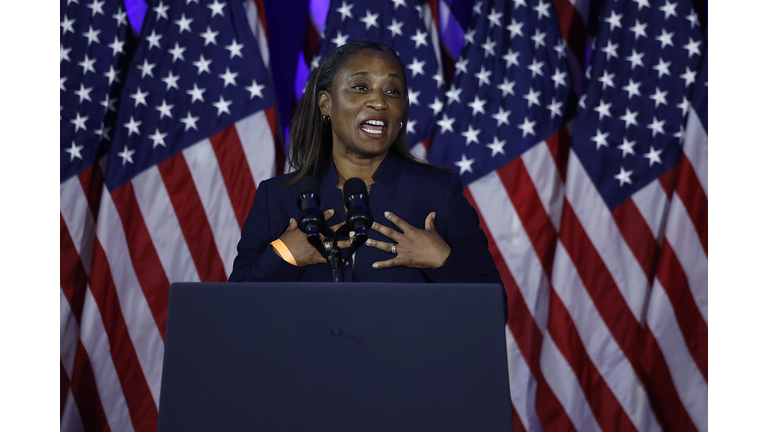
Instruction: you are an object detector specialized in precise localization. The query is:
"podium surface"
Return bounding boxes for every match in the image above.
[157,282,512,431]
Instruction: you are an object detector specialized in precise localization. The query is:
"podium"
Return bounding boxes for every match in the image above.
[157,282,512,431]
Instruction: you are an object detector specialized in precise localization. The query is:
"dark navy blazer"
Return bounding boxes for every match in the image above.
[229,153,502,286]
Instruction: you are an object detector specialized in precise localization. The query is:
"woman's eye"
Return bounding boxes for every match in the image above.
[387,89,400,95]
[352,85,368,91]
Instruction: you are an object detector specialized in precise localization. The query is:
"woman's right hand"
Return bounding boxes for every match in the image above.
[275,209,350,266]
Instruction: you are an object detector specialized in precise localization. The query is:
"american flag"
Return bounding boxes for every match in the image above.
[310,0,446,161]
[429,0,708,430]
[59,0,279,430]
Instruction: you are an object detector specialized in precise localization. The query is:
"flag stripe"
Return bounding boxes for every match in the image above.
[682,108,708,195]
[673,155,708,255]
[612,198,660,281]
[631,180,671,243]
[61,214,89,324]
[157,153,229,282]
[61,385,86,432]
[551,0,587,69]
[61,361,70,419]
[505,326,545,432]
[69,340,111,432]
[209,125,258,229]
[235,110,278,187]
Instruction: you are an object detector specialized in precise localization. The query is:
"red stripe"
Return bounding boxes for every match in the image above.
[512,404,525,432]
[675,155,708,255]
[464,189,575,432]
[61,361,70,420]
[612,198,660,281]
[69,341,111,432]
[252,0,268,35]
[550,0,587,69]
[61,214,88,324]
[157,153,228,282]
[545,126,571,182]
[209,125,258,229]
[559,199,697,431]
[89,238,159,431]
[77,164,106,222]
[110,184,170,337]
[657,161,681,199]
[655,239,708,380]
[265,106,285,176]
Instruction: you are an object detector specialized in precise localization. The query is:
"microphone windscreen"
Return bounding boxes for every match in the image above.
[295,176,322,205]
[343,178,368,207]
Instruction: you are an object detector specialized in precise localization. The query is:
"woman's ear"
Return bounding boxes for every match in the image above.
[318,90,330,116]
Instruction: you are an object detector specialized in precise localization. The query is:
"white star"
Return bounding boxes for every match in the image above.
[659,0,678,19]
[506,18,524,39]
[137,59,155,78]
[153,1,169,20]
[647,116,666,136]
[446,85,462,105]
[633,0,651,10]
[247,80,265,99]
[213,96,233,116]
[614,166,633,186]
[644,146,663,166]
[406,119,417,135]
[83,25,101,45]
[100,95,117,112]
[618,138,636,157]
[680,67,697,86]
[488,9,503,27]
[60,76,67,91]
[336,1,353,21]
[61,16,76,34]
[187,84,206,103]
[124,116,141,136]
[181,112,200,131]
[360,10,379,30]
[168,42,186,62]
[391,0,407,9]
[686,9,700,28]
[619,108,639,128]
[594,99,612,120]
[677,97,690,116]
[436,114,455,133]
[531,29,547,49]
[579,94,586,109]
[481,36,497,57]
[653,59,671,78]
[409,90,421,106]
[65,142,84,161]
[650,87,668,107]
[674,125,685,145]
[130,87,149,107]
[454,57,469,75]
[115,147,135,168]
[528,60,544,77]
[225,40,244,58]
[656,28,675,49]
[407,57,426,78]
[622,78,642,99]
[387,19,404,37]
[161,71,180,90]
[605,11,623,30]
[113,8,127,26]
[502,48,520,68]
[147,30,162,49]
[174,13,194,34]
[87,0,105,16]
[512,0,526,9]
[554,39,567,58]
[411,29,429,49]
[108,36,125,56]
[533,1,551,19]
[200,26,219,46]
[546,98,563,118]
[463,28,476,46]
[156,100,174,119]
[551,68,567,89]
[70,113,88,132]
[591,129,610,149]
[487,136,506,157]
[597,70,615,90]
[683,37,702,58]
[192,54,212,75]
[602,40,619,60]
[475,66,492,87]
[468,96,487,116]
[219,67,239,87]
[208,0,226,17]
[518,116,537,137]
[74,84,93,103]
[149,128,168,148]
[626,49,645,70]
[461,125,482,146]
[331,31,349,48]
[455,154,475,175]
[493,107,512,126]
[472,1,483,15]
[78,55,96,74]
[431,72,444,87]
[428,97,444,116]
[60,45,71,63]
[497,78,516,97]
[311,55,321,70]
[523,87,541,108]
[629,19,647,40]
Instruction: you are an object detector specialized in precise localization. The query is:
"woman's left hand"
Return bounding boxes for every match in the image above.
[365,211,451,270]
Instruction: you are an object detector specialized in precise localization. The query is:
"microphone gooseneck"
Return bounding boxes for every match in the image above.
[343,178,373,260]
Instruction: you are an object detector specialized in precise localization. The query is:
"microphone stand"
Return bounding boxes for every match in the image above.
[306,224,368,283]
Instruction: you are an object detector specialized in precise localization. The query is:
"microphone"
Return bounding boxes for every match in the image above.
[295,176,328,238]
[343,178,373,241]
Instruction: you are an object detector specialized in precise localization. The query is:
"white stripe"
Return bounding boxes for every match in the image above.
[551,241,662,432]
[422,4,443,74]
[235,110,277,185]
[646,279,708,432]
[60,388,86,432]
[60,176,95,274]
[182,139,242,278]
[96,189,165,406]
[79,286,135,432]
[683,106,708,196]
[506,326,544,432]
[243,0,270,68]
[469,172,550,331]
[521,140,565,229]
[410,141,427,163]
[631,180,670,244]
[539,332,602,432]
[60,288,80,378]
[131,166,200,284]
[665,192,708,322]
[564,152,648,321]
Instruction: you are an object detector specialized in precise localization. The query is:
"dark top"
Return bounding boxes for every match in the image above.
[229,153,502,286]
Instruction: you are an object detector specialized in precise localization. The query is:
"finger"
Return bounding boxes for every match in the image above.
[371,221,402,240]
[323,209,335,221]
[424,212,436,230]
[329,221,346,232]
[372,258,400,269]
[336,239,353,249]
[364,238,395,253]
[384,211,414,233]
[283,218,298,234]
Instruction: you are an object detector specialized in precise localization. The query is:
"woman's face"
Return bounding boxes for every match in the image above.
[319,49,406,159]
